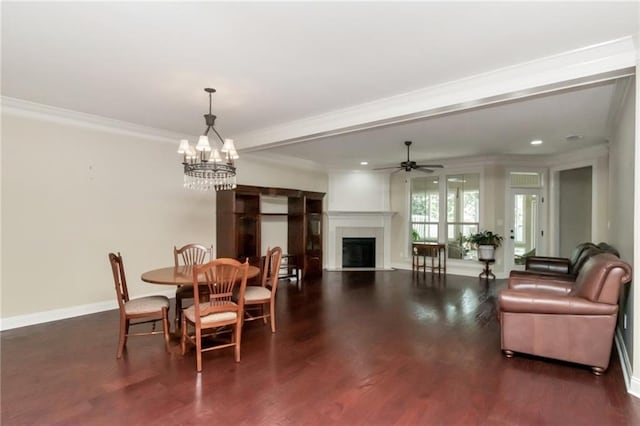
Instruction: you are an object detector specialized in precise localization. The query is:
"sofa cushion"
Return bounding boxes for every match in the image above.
[499,290,618,315]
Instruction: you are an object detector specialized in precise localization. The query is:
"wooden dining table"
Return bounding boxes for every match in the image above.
[141,264,261,338]
[141,264,261,286]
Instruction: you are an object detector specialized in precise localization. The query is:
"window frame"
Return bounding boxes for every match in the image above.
[408,167,484,263]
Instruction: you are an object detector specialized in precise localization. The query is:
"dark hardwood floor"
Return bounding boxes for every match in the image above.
[3,270,640,425]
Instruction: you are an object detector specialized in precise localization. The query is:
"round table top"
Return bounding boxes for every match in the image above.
[141,264,260,286]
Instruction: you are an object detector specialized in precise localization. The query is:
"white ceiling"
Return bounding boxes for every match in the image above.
[2,2,638,170]
[261,81,621,168]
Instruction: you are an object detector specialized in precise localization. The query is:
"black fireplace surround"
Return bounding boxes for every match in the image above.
[342,237,375,268]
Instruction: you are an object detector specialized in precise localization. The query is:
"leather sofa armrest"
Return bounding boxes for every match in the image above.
[508,271,574,294]
[525,256,571,274]
[498,290,618,315]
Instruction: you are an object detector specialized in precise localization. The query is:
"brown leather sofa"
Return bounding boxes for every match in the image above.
[499,253,632,374]
[511,242,619,282]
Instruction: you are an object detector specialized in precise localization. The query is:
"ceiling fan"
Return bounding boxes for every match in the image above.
[374,141,444,173]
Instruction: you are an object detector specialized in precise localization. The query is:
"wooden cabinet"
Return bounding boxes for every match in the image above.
[304,197,323,277]
[217,185,325,277]
[287,194,324,278]
[216,189,261,265]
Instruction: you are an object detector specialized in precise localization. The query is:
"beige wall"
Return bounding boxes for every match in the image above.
[482,164,506,273]
[608,79,635,360]
[1,112,327,324]
[1,113,214,319]
[390,173,409,261]
[235,155,327,193]
[559,167,593,257]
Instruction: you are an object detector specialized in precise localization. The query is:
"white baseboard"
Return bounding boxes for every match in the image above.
[391,262,508,279]
[630,376,640,399]
[615,329,633,391]
[615,327,640,399]
[0,289,175,331]
[324,267,394,271]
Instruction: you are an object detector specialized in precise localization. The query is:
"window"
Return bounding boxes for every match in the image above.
[410,173,481,260]
[410,177,439,242]
[446,174,480,260]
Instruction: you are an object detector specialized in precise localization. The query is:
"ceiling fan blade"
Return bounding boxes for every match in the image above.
[386,141,444,173]
[391,168,404,174]
[414,167,434,174]
[416,164,444,168]
[372,166,401,170]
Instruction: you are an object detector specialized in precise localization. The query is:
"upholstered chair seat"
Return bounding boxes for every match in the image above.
[124,296,170,315]
[245,286,272,301]
[243,247,283,333]
[183,303,238,325]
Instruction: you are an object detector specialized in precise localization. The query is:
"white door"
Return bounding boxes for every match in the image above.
[506,188,544,271]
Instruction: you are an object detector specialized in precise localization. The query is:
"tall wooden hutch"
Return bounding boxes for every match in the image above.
[216,185,325,278]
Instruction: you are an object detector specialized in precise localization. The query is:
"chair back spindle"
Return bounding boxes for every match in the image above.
[174,243,213,267]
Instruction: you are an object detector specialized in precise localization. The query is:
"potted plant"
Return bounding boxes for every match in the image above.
[467,230,503,260]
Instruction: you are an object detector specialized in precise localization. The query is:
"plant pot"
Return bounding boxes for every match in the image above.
[478,245,495,260]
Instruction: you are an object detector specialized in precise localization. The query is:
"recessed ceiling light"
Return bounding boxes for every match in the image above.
[360,161,368,165]
[566,135,584,142]
[530,140,543,145]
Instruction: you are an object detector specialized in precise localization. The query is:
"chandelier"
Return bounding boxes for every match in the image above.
[177,88,238,191]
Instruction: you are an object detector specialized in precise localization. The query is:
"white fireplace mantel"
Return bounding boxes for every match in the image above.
[326,211,396,270]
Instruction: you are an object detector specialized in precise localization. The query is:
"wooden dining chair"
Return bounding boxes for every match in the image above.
[244,246,283,333]
[108,252,170,359]
[181,258,249,372]
[173,243,213,329]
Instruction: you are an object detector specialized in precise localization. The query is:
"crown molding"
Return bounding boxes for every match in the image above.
[547,144,609,168]
[237,37,636,152]
[1,96,190,144]
[239,151,326,173]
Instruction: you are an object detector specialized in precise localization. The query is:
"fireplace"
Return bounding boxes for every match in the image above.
[326,211,394,270]
[342,238,376,268]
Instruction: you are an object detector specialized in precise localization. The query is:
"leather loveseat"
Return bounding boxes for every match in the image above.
[498,252,632,374]
[511,242,620,282]
[523,242,597,276]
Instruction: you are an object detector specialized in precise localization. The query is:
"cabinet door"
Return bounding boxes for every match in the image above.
[237,215,260,262]
[304,213,322,276]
